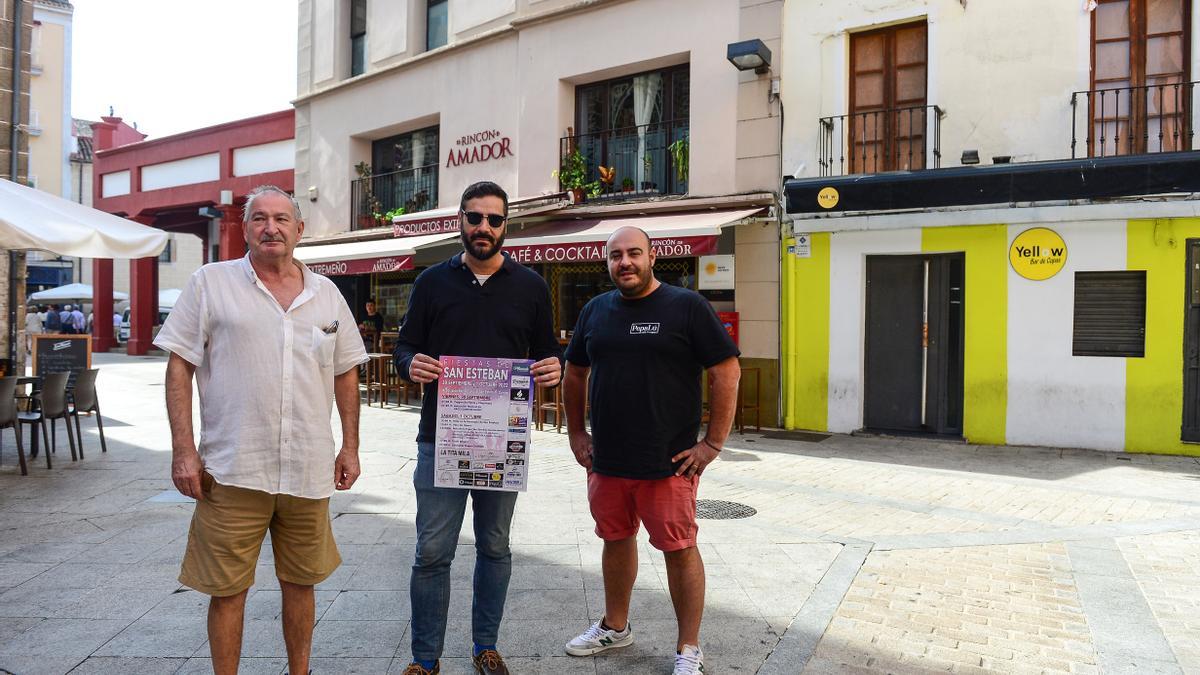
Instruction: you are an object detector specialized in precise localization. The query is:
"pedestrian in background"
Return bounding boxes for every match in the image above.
[59,304,74,333]
[562,226,741,675]
[44,304,62,332]
[392,181,562,675]
[24,305,42,355]
[156,185,367,675]
[69,305,86,334]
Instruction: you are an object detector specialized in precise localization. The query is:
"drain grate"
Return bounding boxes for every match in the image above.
[696,499,757,520]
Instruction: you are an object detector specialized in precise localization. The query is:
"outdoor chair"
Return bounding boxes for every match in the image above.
[0,377,29,475]
[534,384,564,433]
[68,368,107,457]
[20,372,76,469]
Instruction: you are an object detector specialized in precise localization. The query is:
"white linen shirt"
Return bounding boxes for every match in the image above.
[154,254,368,499]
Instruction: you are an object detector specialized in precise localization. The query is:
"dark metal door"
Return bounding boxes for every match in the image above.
[864,256,926,431]
[1183,240,1200,441]
[865,254,965,435]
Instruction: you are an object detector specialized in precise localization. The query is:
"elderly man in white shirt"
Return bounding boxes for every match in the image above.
[155,185,368,675]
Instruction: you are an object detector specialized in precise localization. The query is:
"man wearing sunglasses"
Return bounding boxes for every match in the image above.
[393,181,562,675]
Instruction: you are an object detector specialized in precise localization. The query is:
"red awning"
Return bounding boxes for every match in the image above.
[294,231,458,276]
[503,209,762,264]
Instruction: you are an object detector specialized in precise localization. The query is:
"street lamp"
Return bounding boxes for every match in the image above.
[726,39,772,74]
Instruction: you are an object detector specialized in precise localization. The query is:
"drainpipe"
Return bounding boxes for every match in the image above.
[7,0,26,369]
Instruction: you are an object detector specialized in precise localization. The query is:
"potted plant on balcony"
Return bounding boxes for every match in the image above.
[622,177,635,192]
[554,148,588,203]
[382,206,406,227]
[669,137,689,186]
[355,161,382,229]
[641,154,656,191]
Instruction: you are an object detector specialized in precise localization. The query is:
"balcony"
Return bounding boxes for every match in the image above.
[559,120,689,199]
[350,165,438,231]
[818,105,944,177]
[1071,81,1196,158]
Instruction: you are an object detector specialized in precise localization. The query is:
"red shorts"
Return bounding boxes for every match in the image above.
[587,472,699,552]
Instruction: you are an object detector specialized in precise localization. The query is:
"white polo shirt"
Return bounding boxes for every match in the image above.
[154,254,369,499]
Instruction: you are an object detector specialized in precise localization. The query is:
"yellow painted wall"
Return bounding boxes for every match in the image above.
[29,20,65,197]
[922,225,1008,444]
[782,234,830,431]
[1126,218,1200,456]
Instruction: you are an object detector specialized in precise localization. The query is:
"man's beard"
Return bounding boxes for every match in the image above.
[613,266,654,297]
[461,229,505,261]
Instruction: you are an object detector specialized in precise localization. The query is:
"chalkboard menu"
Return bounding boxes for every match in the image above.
[32,334,92,387]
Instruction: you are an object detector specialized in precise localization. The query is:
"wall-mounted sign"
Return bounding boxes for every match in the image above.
[794,233,811,258]
[699,254,735,290]
[506,235,718,265]
[446,129,514,168]
[817,187,839,209]
[1009,227,1067,280]
[309,255,413,277]
[393,213,460,238]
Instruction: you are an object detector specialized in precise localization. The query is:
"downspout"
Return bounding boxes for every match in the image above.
[7,0,26,368]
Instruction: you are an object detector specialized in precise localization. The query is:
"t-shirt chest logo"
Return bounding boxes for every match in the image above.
[629,322,661,335]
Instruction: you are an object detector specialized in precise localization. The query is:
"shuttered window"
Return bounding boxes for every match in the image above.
[1073,271,1147,357]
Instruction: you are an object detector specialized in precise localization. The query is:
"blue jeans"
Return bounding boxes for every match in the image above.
[410,441,518,661]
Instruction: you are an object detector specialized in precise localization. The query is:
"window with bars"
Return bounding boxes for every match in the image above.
[849,21,928,173]
[1090,0,1191,155]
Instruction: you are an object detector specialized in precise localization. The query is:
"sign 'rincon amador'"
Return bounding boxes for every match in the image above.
[445,129,514,168]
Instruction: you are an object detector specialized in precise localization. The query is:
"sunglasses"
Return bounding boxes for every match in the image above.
[461,210,506,228]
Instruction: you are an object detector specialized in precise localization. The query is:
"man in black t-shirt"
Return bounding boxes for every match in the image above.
[360,299,385,333]
[561,226,740,675]
[392,181,562,675]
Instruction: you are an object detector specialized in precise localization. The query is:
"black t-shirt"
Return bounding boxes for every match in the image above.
[362,312,384,333]
[564,283,739,479]
[393,253,562,443]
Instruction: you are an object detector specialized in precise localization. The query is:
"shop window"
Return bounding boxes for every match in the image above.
[551,259,696,335]
[372,270,419,331]
[350,0,367,77]
[427,0,448,51]
[158,238,174,264]
[849,20,928,173]
[572,65,690,195]
[1090,0,1190,155]
[1072,271,1146,357]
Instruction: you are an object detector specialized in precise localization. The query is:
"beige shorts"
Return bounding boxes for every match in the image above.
[179,472,341,597]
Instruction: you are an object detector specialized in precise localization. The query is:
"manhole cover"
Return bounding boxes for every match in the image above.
[696,499,756,520]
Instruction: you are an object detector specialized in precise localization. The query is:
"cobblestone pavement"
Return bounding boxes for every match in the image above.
[1,353,1198,674]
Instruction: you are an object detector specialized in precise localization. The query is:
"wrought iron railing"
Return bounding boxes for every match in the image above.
[818,105,943,177]
[350,164,439,231]
[559,120,689,197]
[1071,81,1196,158]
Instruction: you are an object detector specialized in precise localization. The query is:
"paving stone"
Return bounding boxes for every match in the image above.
[175,656,287,674]
[67,656,186,673]
[323,590,411,621]
[0,618,131,657]
[310,619,407,658]
[94,613,208,657]
[0,656,86,675]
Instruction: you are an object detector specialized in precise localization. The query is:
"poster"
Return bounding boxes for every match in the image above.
[434,355,534,491]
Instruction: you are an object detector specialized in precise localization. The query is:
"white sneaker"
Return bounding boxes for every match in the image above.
[564,618,634,656]
[673,644,705,674]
